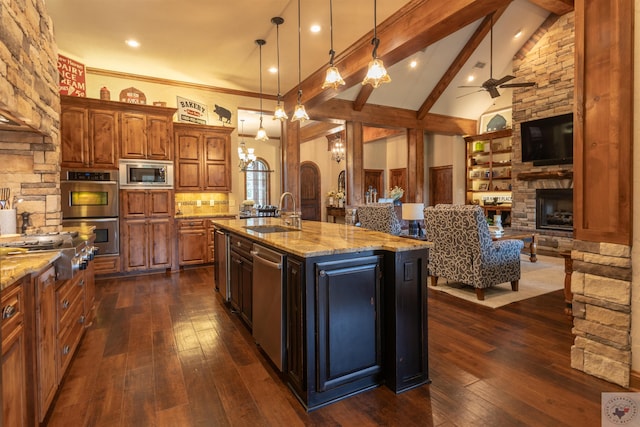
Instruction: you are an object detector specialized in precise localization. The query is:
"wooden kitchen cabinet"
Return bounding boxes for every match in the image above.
[2,275,29,427]
[174,123,233,192]
[56,271,86,379]
[121,189,174,272]
[60,97,119,169]
[229,234,253,327]
[60,95,177,168]
[33,264,57,423]
[120,112,174,160]
[177,219,208,266]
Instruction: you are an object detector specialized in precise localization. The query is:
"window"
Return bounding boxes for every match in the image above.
[244,158,270,205]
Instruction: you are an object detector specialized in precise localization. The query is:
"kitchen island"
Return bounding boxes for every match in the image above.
[212,217,432,411]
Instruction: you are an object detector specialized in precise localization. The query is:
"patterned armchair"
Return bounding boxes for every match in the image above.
[424,204,524,300]
[356,204,402,235]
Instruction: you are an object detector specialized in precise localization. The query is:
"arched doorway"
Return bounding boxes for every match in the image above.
[300,161,321,221]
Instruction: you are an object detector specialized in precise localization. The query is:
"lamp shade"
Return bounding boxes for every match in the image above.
[402,203,425,220]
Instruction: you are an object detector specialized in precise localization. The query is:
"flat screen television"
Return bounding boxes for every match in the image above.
[520,113,573,166]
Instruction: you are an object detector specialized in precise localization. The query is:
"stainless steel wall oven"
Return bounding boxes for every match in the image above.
[61,169,119,255]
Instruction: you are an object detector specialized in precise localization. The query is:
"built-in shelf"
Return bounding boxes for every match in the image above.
[516,170,573,181]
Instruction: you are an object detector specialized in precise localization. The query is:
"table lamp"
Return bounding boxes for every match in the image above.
[402,203,424,237]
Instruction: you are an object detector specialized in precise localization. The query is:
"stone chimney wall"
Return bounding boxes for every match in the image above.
[0,0,61,233]
[511,12,575,254]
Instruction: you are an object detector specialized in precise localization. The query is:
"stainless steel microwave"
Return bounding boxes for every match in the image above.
[119,159,174,189]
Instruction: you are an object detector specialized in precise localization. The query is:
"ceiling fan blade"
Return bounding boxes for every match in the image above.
[458,85,483,88]
[500,82,536,88]
[487,86,501,98]
[456,89,485,99]
[494,75,515,86]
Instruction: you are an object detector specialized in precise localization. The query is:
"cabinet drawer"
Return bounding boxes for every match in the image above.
[230,235,253,258]
[56,299,85,376]
[56,274,85,332]
[1,279,25,342]
[178,219,207,229]
[94,255,120,275]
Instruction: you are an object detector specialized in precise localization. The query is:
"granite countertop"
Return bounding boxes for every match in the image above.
[175,212,237,219]
[211,217,432,258]
[0,252,60,291]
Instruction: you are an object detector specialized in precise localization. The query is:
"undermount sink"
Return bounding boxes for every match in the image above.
[244,225,297,234]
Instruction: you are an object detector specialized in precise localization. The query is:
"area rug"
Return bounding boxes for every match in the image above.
[427,254,566,309]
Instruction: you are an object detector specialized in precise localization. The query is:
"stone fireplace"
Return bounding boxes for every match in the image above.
[536,188,573,232]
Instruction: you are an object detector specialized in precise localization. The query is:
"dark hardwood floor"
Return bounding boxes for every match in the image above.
[46,266,624,426]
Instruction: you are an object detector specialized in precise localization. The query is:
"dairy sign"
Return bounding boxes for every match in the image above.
[177,96,208,124]
[57,55,86,97]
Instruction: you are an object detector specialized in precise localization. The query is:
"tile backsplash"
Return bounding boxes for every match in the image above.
[174,192,231,216]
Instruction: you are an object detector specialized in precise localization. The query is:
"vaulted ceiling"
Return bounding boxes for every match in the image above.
[45,0,573,137]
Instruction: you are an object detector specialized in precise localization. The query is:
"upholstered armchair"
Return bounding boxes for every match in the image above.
[424,204,524,300]
[356,204,403,235]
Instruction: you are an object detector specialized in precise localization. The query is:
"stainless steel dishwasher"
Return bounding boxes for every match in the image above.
[251,243,285,371]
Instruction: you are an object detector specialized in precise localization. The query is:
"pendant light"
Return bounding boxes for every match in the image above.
[362,0,391,88]
[321,0,345,90]
[291,0,309,122]
[271,17,288,121]
[238,120,256,171]
[255,39,269,140]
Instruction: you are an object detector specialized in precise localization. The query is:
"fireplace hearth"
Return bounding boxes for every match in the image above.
[536,189,573,231]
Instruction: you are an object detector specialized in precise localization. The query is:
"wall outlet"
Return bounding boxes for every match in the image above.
[209,200,215,206]
[196,200,202,207]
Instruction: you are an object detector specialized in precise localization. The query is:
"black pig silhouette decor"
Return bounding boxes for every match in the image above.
[214,104,232,124]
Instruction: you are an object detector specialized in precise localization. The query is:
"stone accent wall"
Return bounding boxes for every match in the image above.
[570,241,632,387]
[0,0,60,233]
[510,12,575,255]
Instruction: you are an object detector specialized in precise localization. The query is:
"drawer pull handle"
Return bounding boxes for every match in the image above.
[79,315,85,324]
[79,279,85,287]
[2,305,16,319]
[63,345,70,355]
[319,270,326,277]
[62,299,70,309]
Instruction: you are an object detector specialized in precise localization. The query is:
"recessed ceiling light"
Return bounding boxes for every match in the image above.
[268,66,278,74]
[310,24,321,33]
[409,59,418,68]
[467,75,475,83]
[125,39,140,48]
[514,29,523,39]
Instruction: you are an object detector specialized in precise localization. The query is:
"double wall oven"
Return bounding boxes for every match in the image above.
[61,169,119,256]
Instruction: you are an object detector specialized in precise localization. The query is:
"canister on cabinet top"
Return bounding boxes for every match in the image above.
[100,86,110,100]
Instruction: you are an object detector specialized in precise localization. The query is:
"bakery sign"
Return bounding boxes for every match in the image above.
[176,96,207,124]
[57,54,86,97]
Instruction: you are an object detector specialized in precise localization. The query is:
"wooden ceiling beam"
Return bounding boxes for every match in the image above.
[284,0,513,112]
[417,7,508,119]
[309,99,477,135]
[299,121,344,143]
[527,0,573,15]
[353,84,374,112]
[363,126,405,143]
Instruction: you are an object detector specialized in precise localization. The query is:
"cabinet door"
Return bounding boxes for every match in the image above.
[239,259,253,327]
[121,190,147,218]
[147,190,172,217]
[204,133,230,191]
[178,227,207,266]
[60,106,89,168]
[175,130,202,190]
[88,109,119,168]
[121,220,149,271]
[2,277,28,427]
[148,219,172,269]
[120,112,147,159]
[315,256,383,393]
[84,258,96,325]
[35,265,58,423]
[146,115,172,160]
[229,253,242,311]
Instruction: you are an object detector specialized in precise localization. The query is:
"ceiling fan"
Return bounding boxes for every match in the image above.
[459,16,536,98]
